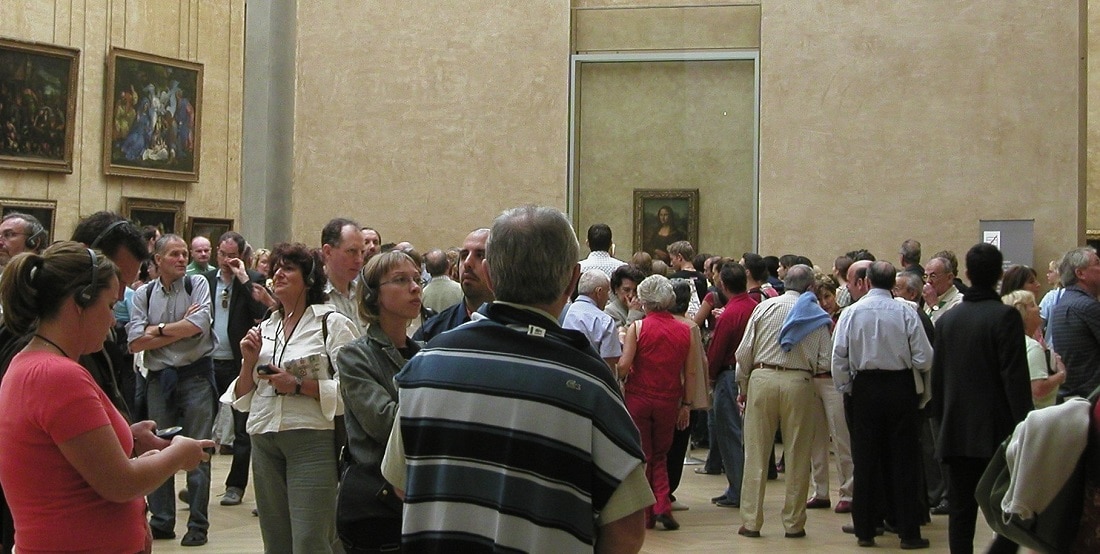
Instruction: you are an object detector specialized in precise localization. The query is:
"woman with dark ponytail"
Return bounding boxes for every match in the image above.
[0,242,213,553]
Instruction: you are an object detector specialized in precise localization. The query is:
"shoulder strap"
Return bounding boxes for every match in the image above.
[144,277,194,305]
[321,310,335,377]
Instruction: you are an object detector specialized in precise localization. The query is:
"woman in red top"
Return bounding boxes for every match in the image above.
[0,242,212,554]
[618,274,696,531]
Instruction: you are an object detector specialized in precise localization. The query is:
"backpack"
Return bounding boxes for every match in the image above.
[144,275,195,306]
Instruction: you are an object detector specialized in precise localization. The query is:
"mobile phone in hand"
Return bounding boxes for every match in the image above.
[155,426,184,439]
[257,364,278,375]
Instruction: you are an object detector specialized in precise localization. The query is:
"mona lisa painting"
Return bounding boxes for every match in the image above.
[633,189,699,263]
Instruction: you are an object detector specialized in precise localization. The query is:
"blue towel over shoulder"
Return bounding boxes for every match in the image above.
[779,292,831,352]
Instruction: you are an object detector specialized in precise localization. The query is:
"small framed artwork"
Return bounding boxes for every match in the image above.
[0,198,57,244]
[0,38,80,173]
[633,189,699,263]
[103,47,203,181]
[1087,230,1100,253]
[122,197,184,235]
[187,217,232,243]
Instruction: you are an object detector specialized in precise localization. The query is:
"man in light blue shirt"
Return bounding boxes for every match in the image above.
[831,260,932,549]
[127,234,215,546]
[563,269,622,373]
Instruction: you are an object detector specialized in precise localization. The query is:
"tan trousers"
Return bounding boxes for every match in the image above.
[739,368,815,534]
[810,376,854,502]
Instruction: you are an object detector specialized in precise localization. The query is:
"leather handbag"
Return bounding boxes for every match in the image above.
[336,459,402,552]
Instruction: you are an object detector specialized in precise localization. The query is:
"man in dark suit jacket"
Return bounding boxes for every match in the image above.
[932,243,1033,554]
[204,232,269,506]
[414,229,493,343]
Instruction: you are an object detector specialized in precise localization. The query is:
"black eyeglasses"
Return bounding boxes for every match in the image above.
[0,230,29,241]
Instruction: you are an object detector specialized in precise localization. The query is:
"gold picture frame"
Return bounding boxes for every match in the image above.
[187,217,233,243]
[122,197,184,235]
[0,37,80,173]
[0,198,57,244]
[633,189,699,263]
[103,47,203,181]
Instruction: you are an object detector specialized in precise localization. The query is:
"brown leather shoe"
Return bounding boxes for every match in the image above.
[737,526,761,538]
[834,500,852,513]
[805,497,831,509]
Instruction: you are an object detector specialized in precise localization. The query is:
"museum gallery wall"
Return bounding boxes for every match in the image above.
[0,1,243,242]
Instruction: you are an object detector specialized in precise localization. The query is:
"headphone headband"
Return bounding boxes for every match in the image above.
[90,219,130,249]
[76,248,98,308]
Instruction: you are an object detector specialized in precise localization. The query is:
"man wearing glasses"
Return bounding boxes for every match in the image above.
[0,212,47,272]
[203,232,268,508]
[921,256,962,324]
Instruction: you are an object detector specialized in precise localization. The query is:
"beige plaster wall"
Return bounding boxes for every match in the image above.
[1,0,244,241]
[759,2,1082,273]
[291,2,570,249]
[574,59,757,260]
[1089,0,1100,233]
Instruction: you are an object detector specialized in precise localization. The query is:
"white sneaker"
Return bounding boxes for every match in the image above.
[670,500,689,512]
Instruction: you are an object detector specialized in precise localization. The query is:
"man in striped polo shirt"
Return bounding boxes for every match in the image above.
[382,205,653,553]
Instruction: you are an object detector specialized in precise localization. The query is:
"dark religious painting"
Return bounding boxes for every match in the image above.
[0,38,80,173]
[104,48,202,181]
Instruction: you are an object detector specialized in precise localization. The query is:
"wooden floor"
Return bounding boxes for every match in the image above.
[154,446,996,553]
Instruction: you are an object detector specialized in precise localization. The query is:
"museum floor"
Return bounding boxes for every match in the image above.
[154,445,995,553]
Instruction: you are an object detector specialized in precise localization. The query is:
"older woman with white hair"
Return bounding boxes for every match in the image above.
[617,274,697,531]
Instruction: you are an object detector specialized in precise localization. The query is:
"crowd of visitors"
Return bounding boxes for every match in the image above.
[0,207,1096,552]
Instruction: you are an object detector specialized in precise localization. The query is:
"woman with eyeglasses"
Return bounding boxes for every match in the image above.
[334,251,423,552]
[0,242,212,554]
[224,243,358,552]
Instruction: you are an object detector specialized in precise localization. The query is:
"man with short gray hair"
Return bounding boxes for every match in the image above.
[899,239,923,276]
[0,212,46,272]
[420,248,463,313]
[922,256,961,324]
[128,234,215,546]
[563,269,622,371]
[383,205,652,552]
[1050,246,1100,397]
[734,264,831,539]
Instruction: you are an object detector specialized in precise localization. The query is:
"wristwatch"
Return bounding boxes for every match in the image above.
[294,376,303,396]
[157,323,166,336]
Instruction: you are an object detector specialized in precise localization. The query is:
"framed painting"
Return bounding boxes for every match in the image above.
[103,47,202,181]
[0,198,57,245]
[1087,230,1100,253]
[633,189,699,263]
[0,38,80,173]
[122,197,184,235]
[187,217,232,243]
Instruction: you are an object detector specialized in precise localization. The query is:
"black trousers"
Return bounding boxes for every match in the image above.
[850,370,924,542]
[944,456,1019,554]
[213,358,251,491]
[666,410,698,496]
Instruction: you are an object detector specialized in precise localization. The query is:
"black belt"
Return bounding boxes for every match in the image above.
[754,363,809,373]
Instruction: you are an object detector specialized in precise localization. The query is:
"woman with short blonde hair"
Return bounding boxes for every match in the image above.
[1002,289,1065,409]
